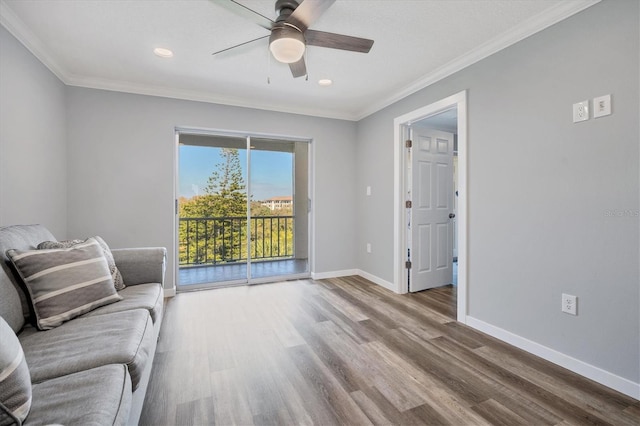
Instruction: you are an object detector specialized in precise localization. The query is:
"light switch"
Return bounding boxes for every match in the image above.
[573,100,589,123]
[593,94,611,118]
[366,186,371,196]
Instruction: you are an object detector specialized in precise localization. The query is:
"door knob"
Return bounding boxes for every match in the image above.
[449,213,456,219]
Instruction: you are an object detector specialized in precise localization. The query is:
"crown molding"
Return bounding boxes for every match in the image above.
[63,74,359,121]
[1,0,600,122]
[354,0,601,120]
[0,0,357,121]
[0,0,69,83]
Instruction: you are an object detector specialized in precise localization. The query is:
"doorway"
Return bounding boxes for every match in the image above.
[406,124,456,292]
[393,90,468,323]
[175,130,311,290]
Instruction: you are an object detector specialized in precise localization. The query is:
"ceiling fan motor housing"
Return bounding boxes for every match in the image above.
[275,0,300,22]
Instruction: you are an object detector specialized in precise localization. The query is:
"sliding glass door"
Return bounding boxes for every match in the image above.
[248,138,309,282]
[176,132,310,289]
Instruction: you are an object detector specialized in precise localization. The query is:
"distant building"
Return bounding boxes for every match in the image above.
[261,196,293,211]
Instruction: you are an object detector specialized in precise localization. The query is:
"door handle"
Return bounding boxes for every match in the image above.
[449,213,456,219]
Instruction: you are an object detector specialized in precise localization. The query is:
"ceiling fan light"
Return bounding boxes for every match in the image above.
[269,26,305,63]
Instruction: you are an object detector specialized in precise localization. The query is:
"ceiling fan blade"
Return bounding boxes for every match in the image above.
[286,0,335,32]
[305,29,374,53]
[212,35,269,56]
[210,0,274,30]
[289,57,307,78]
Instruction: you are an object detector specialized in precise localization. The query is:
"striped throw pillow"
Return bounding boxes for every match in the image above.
[38,236,126,291]
[6,238,122,330]
[0,316,31,424]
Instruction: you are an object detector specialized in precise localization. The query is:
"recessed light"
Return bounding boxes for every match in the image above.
[153,47,173,58]
[318,79,332,86]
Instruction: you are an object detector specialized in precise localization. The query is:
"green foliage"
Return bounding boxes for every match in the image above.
[204,148,246,217]
[250,201,271,217]
[179,148,294,266]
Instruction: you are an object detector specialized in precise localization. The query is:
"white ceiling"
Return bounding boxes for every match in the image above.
[0,0,598,121]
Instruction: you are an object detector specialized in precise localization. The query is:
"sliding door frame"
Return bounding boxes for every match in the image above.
[174,126,313,291]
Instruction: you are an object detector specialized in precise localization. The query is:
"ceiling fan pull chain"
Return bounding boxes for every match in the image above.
[267,47,272,84]
[305,50,308,81]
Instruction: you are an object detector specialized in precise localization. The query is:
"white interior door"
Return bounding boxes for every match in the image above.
[409,127,454,292]
[453,154,458,260]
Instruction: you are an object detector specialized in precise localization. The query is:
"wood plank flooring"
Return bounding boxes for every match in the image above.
[140,276,639,426]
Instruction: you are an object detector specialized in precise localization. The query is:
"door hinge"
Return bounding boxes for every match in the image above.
[175,199,178,215]
[405,200,412,208]
[405,139,412,148]
[405,260,412,269]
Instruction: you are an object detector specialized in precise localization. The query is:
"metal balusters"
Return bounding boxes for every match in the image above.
[179,216,294,266]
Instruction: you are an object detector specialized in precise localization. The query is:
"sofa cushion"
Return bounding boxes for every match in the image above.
[0,272,24,335]
[38,236,125,291]
[0,225,57,332]
[26,364,131,426]
[7,238,122,330]
[19,309,153,390]
[81,283,163,324]
[0,317,31,425]
[111,247,166,286]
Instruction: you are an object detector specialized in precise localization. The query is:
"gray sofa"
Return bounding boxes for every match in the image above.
[0,224,165,426]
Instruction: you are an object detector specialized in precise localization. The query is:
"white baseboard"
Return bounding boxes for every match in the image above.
[466,316,640,400]
[311,269,359,280]
[310,269,396,294]
[356,270,397,292]
[163,286,176,298]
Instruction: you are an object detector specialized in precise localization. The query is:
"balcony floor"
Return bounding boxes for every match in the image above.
[178,258,309,287]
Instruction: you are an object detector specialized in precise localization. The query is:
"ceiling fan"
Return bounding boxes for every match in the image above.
[211,0,374,78]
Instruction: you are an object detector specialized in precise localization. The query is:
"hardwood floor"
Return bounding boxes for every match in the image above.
[140,276,639,426]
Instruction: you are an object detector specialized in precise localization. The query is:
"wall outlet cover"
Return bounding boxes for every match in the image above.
[573,100,589,123]
[593,94,612,118]
[562,293,577,315]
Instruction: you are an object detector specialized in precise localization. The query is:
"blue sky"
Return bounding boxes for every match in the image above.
[179,145,293,201]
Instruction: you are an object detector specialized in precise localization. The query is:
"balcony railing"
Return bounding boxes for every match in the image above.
[179,216,294,266]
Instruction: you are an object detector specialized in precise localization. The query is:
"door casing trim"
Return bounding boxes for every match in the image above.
[393,90,468,324]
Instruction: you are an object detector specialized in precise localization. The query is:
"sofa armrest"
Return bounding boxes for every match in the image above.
[111,247,166,287]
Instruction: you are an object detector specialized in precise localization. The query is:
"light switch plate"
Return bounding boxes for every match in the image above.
[593,94,611,118]
[573,100,589,123]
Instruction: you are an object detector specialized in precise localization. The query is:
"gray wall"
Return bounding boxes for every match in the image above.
[65,88,357,289]
[355,0,639,383]
[0,27,67,238]
[1,0,637,387]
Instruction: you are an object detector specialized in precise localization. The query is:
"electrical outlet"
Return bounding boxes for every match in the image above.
[573,101,589,123]
[366,243,372,253]
[562,293,577,315]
